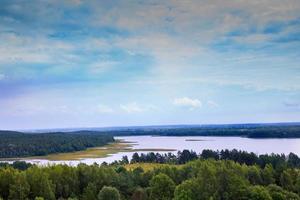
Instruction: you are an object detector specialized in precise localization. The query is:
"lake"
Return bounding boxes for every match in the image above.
[9,136,300,166]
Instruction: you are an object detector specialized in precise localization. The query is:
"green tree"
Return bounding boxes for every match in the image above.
[248,186,272,200]
[296,176,300,195]
[131,153,140,163]
[82,183,98,200]
[149,173,175,200]
[261,164,275,185]
[132,187,148,200]
[174,180,197,200]
[195,162,218,199]
[248,166,262,185]
[0,168,15,200]
[280,170,294,191]
[8,172,30,200]
[267,184,287,200]
[26,167,55,200]
[47,165,79,198]
[98,186,120,200]
[267,184,300,200]
[215,162,249,200]
[285,192,300,200]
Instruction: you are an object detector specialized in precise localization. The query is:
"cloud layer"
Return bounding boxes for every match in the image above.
[0,0,299,129]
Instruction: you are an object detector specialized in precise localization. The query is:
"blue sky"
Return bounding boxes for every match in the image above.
[0,0,300,129]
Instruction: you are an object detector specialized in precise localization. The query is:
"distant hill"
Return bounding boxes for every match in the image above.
[96,123,300,138]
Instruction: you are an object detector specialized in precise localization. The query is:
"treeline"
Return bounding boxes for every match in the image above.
[1,150,300,199]
[0,131,114,158]
[103,124,300,138]
[125,149,300,169]
[0,161,32,170]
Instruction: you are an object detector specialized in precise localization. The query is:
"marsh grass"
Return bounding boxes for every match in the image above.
[26,140,176,161]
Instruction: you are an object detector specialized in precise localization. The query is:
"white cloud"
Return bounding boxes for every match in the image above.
[120,102,145,113]
[0,74,4,80]
[1,1,299,92]
[173,97,202,109]
[97,104,114,113]
[0,32,74,64]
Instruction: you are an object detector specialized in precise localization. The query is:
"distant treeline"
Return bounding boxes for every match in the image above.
[1,149,300,200]
[104,124,300,138]
[0,130,114,158]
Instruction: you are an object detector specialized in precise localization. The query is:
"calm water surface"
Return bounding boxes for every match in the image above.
[10,136,300,166]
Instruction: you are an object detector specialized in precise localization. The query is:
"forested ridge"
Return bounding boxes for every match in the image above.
[97,124,300,138]
[1,149,300,200]
[0,131,114,158]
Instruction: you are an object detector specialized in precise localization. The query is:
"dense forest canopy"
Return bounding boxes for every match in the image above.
[1,149,300,200]
[0,131,114,158]
[97,123,300,138]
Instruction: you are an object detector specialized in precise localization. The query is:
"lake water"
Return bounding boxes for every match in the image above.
[6,136,300,166]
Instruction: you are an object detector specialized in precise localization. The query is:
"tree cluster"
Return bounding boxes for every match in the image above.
[126,149,300,169]
[1,149,300,199]
[0,131,114,158]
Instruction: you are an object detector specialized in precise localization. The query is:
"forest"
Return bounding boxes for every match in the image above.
[97,123,300,138]
[0,131,114,158]
[1,149,300,200]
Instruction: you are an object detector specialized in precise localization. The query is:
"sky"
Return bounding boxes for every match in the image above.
[0,0,300,130]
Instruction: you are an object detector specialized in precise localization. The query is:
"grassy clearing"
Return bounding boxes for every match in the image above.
[125,163,182,171]
[26,140,176,161]
[125,163,169,171]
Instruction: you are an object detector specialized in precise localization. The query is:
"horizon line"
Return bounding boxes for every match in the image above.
[6,121,300,132]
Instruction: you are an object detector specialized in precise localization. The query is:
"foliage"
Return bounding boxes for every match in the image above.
[8,172,29,200]
[131,187,148,200]
[97,186,120,200]
[0,161,32,170]
[0,150,299,199]
[0,131,114,158]
[98,124,300,138]
[149,173,175,200]
[125,149,300,170]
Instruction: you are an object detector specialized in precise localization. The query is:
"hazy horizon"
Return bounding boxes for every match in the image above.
[0,1,300,129]
[5,121,300,132]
